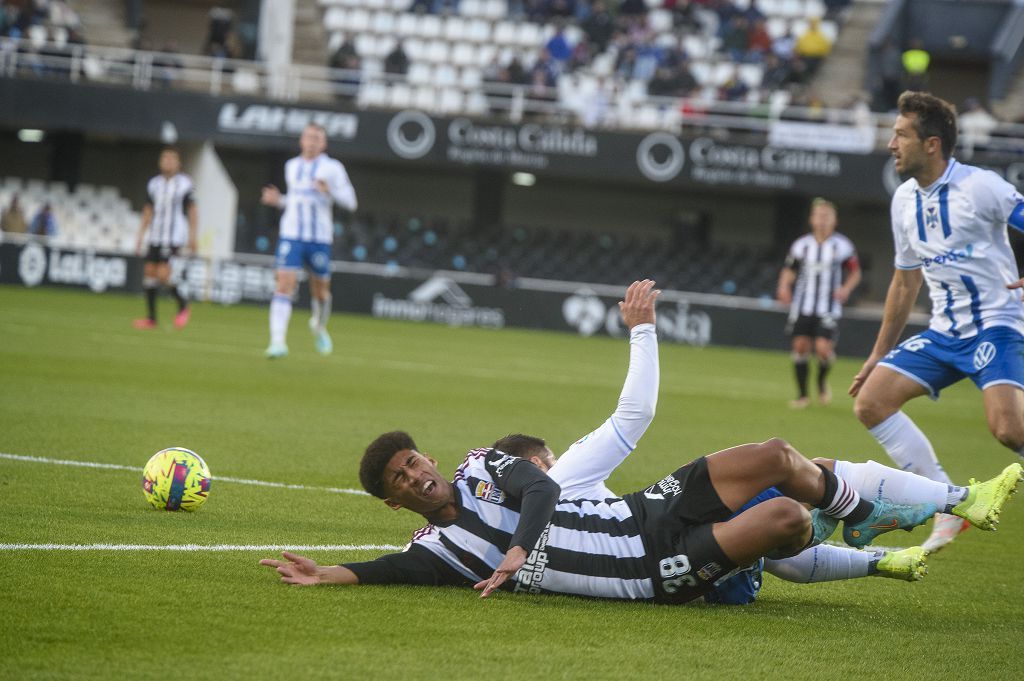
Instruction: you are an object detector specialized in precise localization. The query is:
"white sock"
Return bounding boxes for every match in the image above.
[317,293,331,331]
[868,411,952,484]
[834,459,950,509]
[269,293,292,346]
[764,545,872,583]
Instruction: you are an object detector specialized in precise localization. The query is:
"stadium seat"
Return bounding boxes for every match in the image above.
[451,42,476,67]
[466,19,491,43]
[408,62,433,85]
[419,14,442,39]
[324,7,345,30]
[444,16,467,42]
[372,11,396,34]
[413,85,438,110]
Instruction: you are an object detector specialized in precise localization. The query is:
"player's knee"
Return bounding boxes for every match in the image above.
[991,420,1024,451]
[759,437,798,471]
[852,393,884,427]
[767,498,811,542]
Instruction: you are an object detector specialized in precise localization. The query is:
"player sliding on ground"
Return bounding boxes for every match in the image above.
[262,281,1023,604]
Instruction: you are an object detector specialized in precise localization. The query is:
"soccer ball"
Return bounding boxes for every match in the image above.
[141,447,212,511]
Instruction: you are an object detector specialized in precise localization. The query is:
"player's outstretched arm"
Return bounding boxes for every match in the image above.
[260,184,285,208]
[135,204,153,256]
[849,268,922,396]
[776,266,795,305]
[259,551,359,586]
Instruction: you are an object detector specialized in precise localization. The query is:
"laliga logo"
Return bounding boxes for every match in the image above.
[973,342,997,370]
[563,288,606,337]
[387,110,436,160]
[636,132,685,183]
[18,242,46,287]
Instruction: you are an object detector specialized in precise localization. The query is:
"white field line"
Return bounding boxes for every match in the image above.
[0,543,404,551]
[0,452,368,496]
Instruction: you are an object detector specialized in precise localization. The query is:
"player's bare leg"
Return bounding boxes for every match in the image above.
[983,384,1024,454]
[134,261,160,329]
[705,439,938,549]
[712,497,812,565]
[267,269,297,358]
[814,337,834,405]
[309,275,333,355]
[790,336,812,409]
[854,366,964,550]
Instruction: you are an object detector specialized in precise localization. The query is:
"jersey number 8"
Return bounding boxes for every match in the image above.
[659,553,697,593]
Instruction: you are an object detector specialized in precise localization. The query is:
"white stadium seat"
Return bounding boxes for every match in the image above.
[372,11,396,34]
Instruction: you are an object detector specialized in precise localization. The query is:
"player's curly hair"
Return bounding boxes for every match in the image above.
[492,434,554,467]
[361,431,419,498]
[897,91,958,160]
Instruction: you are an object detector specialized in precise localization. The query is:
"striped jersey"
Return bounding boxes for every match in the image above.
[409,448,655,600]
[278,153,357,244]
[891,158,1024,338]
[145,173,194,247]
[784,232,858,321]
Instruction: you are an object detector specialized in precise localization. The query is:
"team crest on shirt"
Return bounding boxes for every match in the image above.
[475,481,506,504]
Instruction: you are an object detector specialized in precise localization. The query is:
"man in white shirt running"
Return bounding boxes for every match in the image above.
[261,123,358,358]
[850,91,1024,553]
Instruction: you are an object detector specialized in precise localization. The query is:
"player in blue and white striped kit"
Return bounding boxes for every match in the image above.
[850,91,1024,552]
[261,123,357,358]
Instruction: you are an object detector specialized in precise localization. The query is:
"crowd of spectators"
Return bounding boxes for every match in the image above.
[0,194,58,237]
[472,0,839,113]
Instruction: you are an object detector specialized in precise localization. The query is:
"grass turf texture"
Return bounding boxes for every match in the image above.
[1,285,1021,681]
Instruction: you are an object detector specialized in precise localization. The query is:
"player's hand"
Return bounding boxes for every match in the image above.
[618,279,660,329]
[261,184,282,207]
[776,288,791,305]
[473,546,527,598]
[848,356,880,397]
[187,239,197,256]
[259,551,321,586]
[315,179,330,195]
[1006,278,1024,300]
[833,289,850,304]
[135,241,143,257]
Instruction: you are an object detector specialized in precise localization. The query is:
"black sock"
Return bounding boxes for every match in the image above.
[170,286,187,312]
[794,359,809,398]
[145,286,158,321]
[815,463,874,524]
[818,360,832,393]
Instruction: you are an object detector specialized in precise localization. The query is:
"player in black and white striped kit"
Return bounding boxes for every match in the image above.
[776,198,861,408]
[134,148,198,330]
[256,282,1010,604]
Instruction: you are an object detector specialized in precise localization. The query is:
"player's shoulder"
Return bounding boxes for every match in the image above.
[324,155,348,173]
[954,161,1010,193]
[176,173,195,187]
[890,178,917,203]
[831,232,856,249]
[453,447,518,483]
[790,233,814,248]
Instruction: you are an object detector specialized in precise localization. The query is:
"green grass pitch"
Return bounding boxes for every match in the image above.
[1,285,1021,680]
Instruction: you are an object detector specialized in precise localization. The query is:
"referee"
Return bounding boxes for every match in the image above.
[776,198,861,407]
[133,147,198,329]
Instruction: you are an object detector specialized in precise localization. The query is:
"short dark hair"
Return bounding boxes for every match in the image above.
[361,431,418,499]
[492,434,550,462]
[897,91,958,160]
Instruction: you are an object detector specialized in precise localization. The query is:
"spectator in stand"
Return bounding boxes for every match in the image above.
[384,40,410,75]
[667,0,700,31]
[568,35,593,72]
[615,44,637,80]
[581,76,612,127]
[772,28,796,61]
[721,15,749,62]
[582,1,615,52]
[823,0,850,21]
[901,38,929,90]
[0,194,27,234]
[531,48,558,86]
[545,24,573,64]
[634,34,663,81]
[747,18,772,62]
[761,52,792,90]
[48,0,78,29]
[328,33,359,71]
[506,55,528,84]
[29,203,57,237]
[874,37,903,112]
[795,17,832,74]
[959,97,999,158]
[648,63,698,98]
[204,7,234,57]
[153,41,183,88]
[718,66,749,101]
[540,0,576,19]
[619,0,648,18]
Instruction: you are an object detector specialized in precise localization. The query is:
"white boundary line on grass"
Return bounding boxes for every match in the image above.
[0,543,404,551]
[0,452,369,496]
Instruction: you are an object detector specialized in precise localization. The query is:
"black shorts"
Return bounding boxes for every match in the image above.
[623,457,736,605]
[145,245,180,264]
[786,314,837,341]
